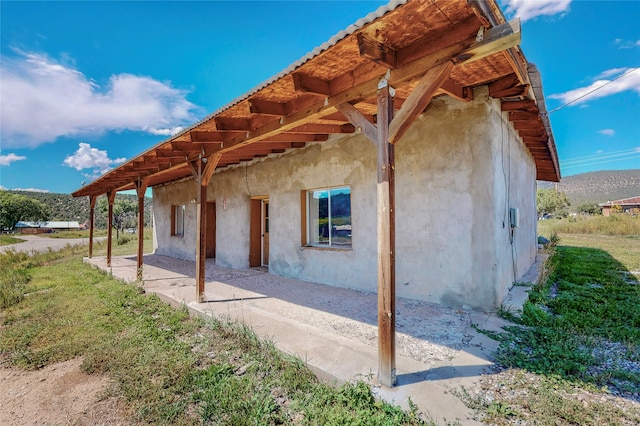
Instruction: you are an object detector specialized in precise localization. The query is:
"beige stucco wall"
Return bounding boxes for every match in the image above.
[152,87,538,311]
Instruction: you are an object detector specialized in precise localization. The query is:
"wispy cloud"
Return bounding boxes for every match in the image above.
[598,129,615,137]
[562,147,640,169]
[614,38,640,49]
[64,142,126,177]
[0,153,27,166]
[0,51,199,148]
[13,187,50,193]
[504,0,571,21]
[549,67,640,106]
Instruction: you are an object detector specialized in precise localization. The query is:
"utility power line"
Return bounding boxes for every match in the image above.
[547,67,640,115]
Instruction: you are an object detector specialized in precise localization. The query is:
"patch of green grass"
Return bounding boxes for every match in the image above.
[468,226,640,425]
[539,214,640,237]
[542,213,640,236]
[91,228,154,257]
[1,247,429,424]
[0,235,25,246]
[495,239,639,383]
[42,229,107,239]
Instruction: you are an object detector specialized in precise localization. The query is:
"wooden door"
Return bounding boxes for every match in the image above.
[249,199,261,267]
[262,200,269,266]
[206,201,216,258]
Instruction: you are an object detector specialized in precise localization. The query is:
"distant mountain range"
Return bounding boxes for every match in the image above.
[538,169,640,207]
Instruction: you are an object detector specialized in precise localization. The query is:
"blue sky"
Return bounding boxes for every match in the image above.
[1,0,639,194]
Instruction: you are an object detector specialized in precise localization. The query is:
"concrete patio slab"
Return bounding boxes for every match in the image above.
[84,253,543,424]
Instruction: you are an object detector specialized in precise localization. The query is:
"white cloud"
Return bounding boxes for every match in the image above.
[504,0,571,21]
[614,38,640,49]
[0,51,199,148]
[549,67,640,106]
[0,153,27,166]
[64,142,126,176]
[13,187,50,193]
[146,126,185,136]
[598,129,615,136]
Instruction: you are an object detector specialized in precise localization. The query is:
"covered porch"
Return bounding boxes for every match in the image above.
[84,253,506,421]
[73,0,559,387]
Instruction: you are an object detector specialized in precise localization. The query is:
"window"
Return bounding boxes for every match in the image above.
[171,204,185,236]
[304,186,351,249]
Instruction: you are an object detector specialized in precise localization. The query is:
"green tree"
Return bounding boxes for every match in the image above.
[536,188,570,217]
[99,198,137,239]
[576,203,602,215]
[0,191,50,230]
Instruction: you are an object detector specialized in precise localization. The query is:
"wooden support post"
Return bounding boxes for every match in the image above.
[377,80,396,387]
[195,156,207,303]
[135,176,149,281]
[88,195,96,258]
[195,152,222,303]
[106,190,116,267]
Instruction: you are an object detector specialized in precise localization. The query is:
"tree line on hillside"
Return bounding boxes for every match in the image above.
[0,190,152,234]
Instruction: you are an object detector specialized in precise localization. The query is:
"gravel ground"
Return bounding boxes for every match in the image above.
[141,255,476,367]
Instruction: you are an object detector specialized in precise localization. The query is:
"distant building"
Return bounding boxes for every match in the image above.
[15,221,82,234]
[599,196,640,217]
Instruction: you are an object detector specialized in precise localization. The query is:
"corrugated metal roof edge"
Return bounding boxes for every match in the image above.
[175,0,408,137]
[148,1,408,152]
[78,0,408,194]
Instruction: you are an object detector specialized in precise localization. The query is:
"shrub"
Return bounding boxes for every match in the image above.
[0,251,31,308]
[117,234,132,246]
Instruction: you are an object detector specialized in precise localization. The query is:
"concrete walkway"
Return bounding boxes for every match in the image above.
[85,254,538,424]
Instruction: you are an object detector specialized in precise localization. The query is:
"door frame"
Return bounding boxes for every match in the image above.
[249,196,269,267]
[206,201,216,258]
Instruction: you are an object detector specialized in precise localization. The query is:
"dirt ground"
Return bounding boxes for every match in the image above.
[0,357,129,426]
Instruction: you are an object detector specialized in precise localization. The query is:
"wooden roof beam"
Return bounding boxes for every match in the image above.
[249,98,291,116]
[214,117,252,131]
[518,129,545,138]
[262,133,328,143]
[154,148,194,158]
[396,15,481,67]
[489,73,529,98]
[357,32,398,69]
[509,111,539,121]
[190,130,242,143]
[336,103,378,143]
[501,99,537,112]
[439,78,473,102]
[288,123,355,134]
[292,73,332,96]
[216,19,521,154]
[389,61,454,144]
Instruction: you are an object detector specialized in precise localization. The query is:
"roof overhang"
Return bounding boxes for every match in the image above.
[73,0,560,198]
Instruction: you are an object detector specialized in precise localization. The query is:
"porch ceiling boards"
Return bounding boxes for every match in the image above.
[72,0,560,199]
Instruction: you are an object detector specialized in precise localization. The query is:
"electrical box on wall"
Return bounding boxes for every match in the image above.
[509,207,520,228]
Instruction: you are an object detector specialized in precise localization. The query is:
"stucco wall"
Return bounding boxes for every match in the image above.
[152,88,538,311]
